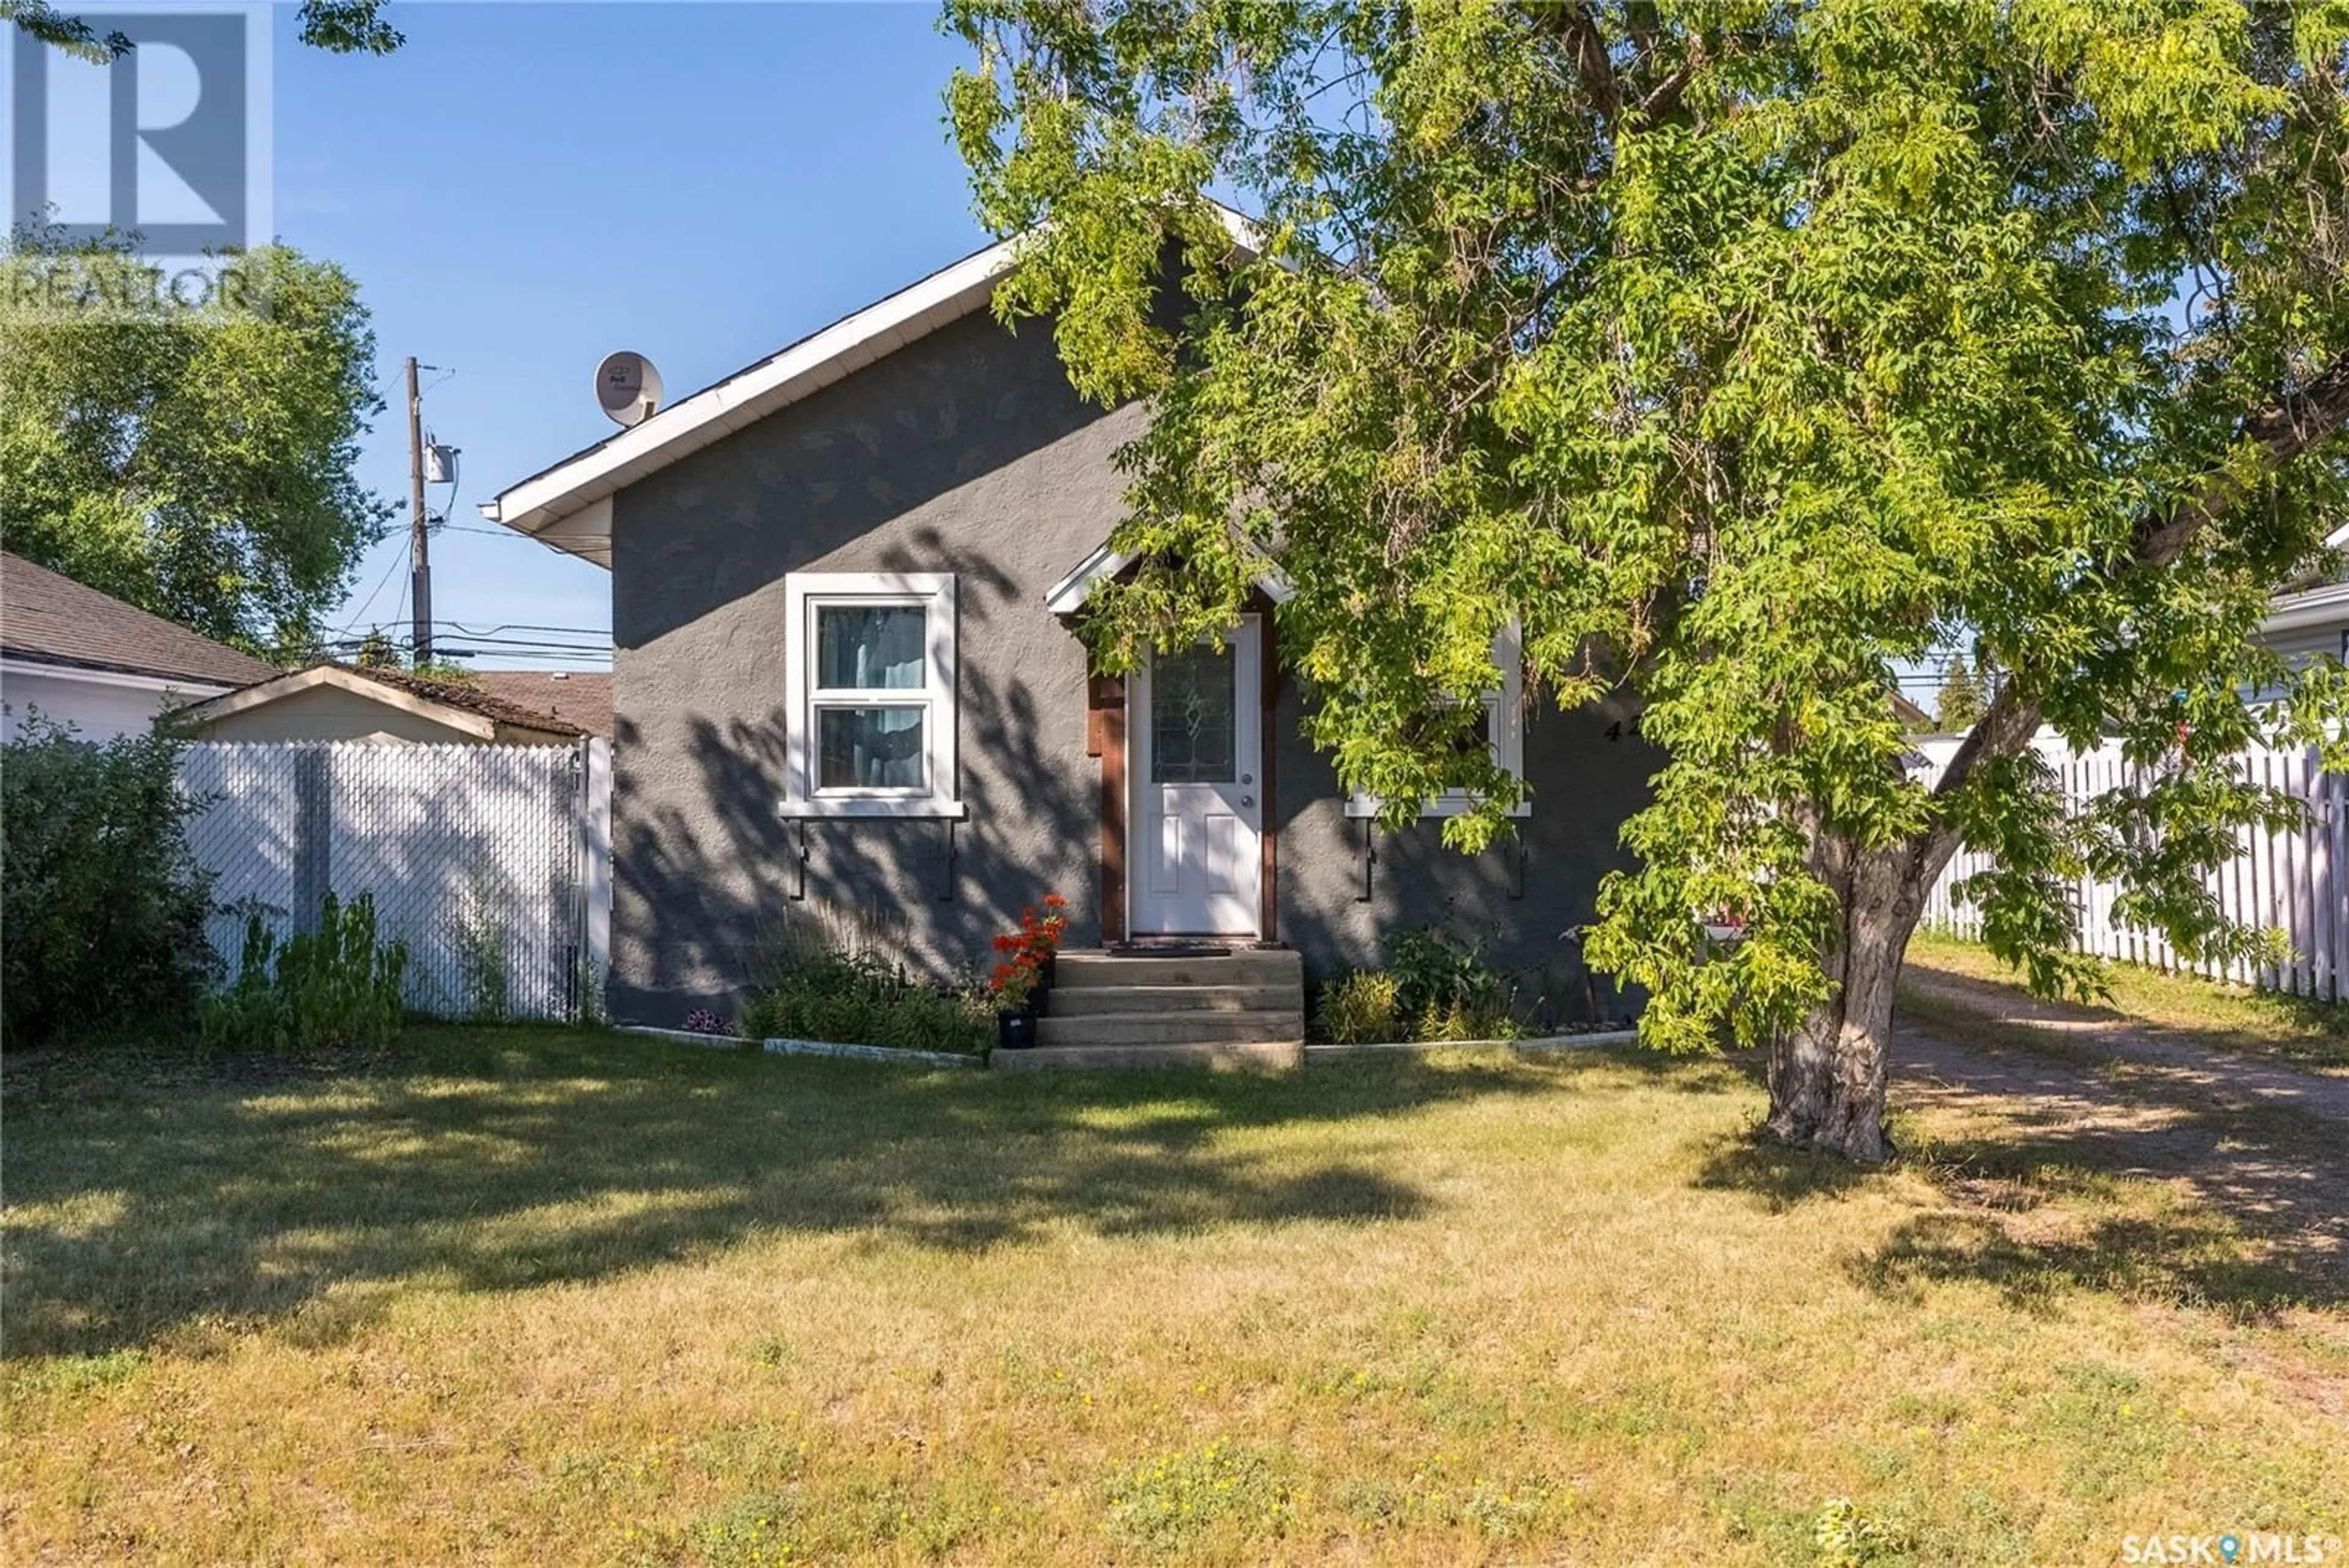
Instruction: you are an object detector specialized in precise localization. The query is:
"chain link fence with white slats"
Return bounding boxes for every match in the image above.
[179,740,611,1020]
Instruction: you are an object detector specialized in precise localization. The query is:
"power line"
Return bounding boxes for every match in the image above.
[317,644,612,667]
[321,632,610,655]
[336,543,408,635]
[432,620,612,639]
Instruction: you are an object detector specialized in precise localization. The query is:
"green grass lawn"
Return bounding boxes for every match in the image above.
[4,1028,2343,1565]
[1907,930,2349,1074]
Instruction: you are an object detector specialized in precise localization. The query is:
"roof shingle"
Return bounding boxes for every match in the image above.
[0,552,276,688]
[290,664,607,737]
[470,670,612,737]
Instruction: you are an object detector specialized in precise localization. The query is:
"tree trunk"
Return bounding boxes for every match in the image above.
[1765,844,1927,1165]
[1770,354,2349,1165]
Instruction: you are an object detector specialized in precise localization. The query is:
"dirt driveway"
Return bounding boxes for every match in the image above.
[1891,968,2349,1287]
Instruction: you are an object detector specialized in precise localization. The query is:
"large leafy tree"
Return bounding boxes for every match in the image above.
[4,0,400,655]
[946,0,2349,1161]
[1,231,392,655]
[1934,657,1986,734]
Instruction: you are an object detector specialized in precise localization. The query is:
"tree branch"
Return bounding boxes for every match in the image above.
[2132,354,2349,567]
[1928,352,2349,832]
[1547,3,1621,127]
[1637,34,1707,125]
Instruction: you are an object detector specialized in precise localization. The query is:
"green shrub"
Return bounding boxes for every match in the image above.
[1390,924,1524,1038]
[1318,970,1401,1043]
[448,870,511,1022]
[1389,925,1495,1017]
[1317,926,1530,1044]
[1414,995,1523,1042]
[0,714,217,1047]
[738,914,992,1056]
[200,891,409,1053]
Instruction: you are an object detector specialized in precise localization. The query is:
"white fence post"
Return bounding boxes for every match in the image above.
[577,735,612,1007]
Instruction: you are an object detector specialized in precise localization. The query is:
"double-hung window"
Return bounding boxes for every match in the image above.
[782,573,963,817]
[1345,622,1528,820]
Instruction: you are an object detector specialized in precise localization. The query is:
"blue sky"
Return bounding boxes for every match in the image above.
[273,2,989,666]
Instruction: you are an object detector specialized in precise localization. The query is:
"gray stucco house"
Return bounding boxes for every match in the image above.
[485,211,1658,1033]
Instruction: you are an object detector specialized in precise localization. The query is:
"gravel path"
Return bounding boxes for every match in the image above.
[1900,967,2349,1123]
[1890,972,2349,1284]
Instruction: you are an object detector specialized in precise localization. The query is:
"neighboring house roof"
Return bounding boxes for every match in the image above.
[472,670,612,737]
[177,663,601,741]
[0,551,275,688]
[2263,576,2349,637]
[481,203,1266,568]
[1890,690,1935,732]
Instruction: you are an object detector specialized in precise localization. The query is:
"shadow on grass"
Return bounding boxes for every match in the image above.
[1858,1195,2323,1320]
[1885,973,2349,1313]
[1855,1120,2345,1316]
[1687,1033,2346,1310]
[1,1027,1587,1359]
[1691,1131,1877,1213]
[1902,957,2349,1073]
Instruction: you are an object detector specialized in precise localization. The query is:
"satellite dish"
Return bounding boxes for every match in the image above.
[595,351,664,427]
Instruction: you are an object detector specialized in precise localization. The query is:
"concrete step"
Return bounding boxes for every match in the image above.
[993,1039,1304,1072]
[1035,1010,1304,1048]
[1049,984,1294,1016]
[1054,949,1304,990]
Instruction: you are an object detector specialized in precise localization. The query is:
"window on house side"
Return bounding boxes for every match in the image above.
[781,573,964,819]
[1344,623,1529,820]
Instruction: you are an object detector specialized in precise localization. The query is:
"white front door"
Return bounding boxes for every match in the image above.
[1129,615,1263,936]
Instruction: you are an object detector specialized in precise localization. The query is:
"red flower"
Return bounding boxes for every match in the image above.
[987,890,1070,1000]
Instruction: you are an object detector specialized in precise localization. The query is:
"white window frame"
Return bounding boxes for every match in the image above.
[780,572,965,819]
[1345,623,1529,820]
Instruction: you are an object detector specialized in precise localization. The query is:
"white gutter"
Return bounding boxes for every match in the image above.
[0,656,234,698]
[2260,579,2349,636]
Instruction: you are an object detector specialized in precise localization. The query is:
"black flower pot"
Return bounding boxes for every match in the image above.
[998,1010,1038,1050]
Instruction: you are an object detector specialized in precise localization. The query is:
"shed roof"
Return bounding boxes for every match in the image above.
[179,663,605,740]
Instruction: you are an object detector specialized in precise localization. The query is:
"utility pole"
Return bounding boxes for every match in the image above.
[406,355,432,666]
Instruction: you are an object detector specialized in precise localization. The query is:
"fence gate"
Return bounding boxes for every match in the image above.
[179,740,612,1021]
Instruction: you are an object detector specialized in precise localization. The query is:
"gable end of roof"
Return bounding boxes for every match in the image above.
[483,202,1266,567]
[176,663,599,739]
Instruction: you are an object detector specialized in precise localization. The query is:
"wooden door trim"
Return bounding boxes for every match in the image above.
[1089,672,1127,943]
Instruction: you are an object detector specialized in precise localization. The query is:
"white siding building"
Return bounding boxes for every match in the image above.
[0,552,274,741]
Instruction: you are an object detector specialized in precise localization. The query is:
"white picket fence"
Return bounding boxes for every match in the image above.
[1917,741,2348,1001]
[179,740,612,1020]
